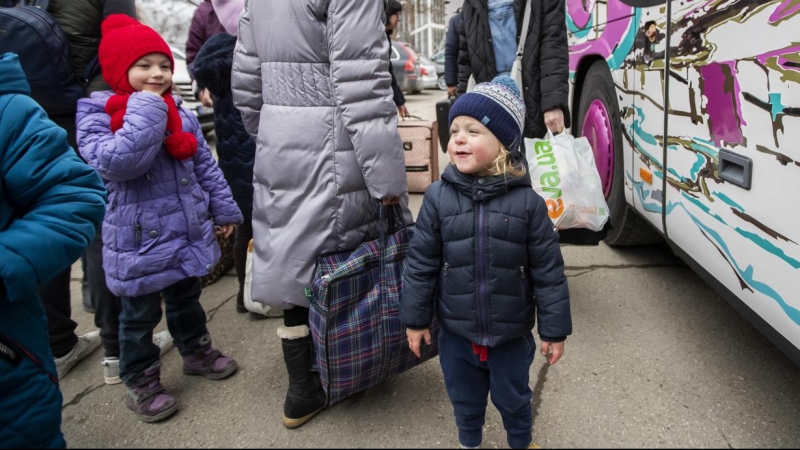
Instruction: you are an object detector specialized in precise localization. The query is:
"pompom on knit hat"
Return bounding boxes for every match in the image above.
[449,75,526,155]
[98,15,197,161]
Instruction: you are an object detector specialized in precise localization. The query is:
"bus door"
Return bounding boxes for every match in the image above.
[662,0,800,357]
[628,0,670,233]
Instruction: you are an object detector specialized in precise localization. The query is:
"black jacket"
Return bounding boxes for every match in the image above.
[444,12,462,88]
[400,165,572,347]
[191,33,254,219]
[457,0,571,138]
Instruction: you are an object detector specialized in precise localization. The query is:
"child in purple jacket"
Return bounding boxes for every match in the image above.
[76,15,243,424]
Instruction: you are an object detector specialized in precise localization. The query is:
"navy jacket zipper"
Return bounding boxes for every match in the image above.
[476,202,490,346]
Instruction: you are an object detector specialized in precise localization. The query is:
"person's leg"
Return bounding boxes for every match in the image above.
[40,266,77,358]
[119,290,177,423]
[90,232,173,385]
[439,328,490,449]
[89,231,120,359]
[41,265,101,379]
[279,305,326,429]
[233,218,252,314]
[487,332,536,449]
[119,292,162,385]
[163,278,238,379]
[81,254,93,313]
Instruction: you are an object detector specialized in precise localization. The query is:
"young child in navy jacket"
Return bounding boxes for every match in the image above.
[400,75,573,449]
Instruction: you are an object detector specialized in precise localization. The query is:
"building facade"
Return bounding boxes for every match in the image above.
[397,0,447,57]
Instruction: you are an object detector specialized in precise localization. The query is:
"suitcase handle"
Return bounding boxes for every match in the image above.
[400,114,425,121]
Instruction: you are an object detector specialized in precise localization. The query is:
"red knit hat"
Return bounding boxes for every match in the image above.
[98,14,174,94]
[99,15,197,161]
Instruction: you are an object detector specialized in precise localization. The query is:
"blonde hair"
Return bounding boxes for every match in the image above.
[482,145,526,177]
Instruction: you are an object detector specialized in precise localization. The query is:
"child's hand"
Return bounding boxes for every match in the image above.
[406,327,432,358]
[215,224,235,238]
[541,340,565,366]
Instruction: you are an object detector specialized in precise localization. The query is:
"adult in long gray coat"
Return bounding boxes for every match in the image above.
[231,0,410,429]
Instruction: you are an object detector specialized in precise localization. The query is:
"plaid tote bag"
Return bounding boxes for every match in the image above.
[309,205,440,406]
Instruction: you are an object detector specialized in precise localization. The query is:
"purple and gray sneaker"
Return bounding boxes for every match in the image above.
[124,362,178,423]
[182,334,238,380]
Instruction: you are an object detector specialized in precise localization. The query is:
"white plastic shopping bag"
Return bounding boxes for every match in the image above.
[524,131,610,231]
[244,239,283,317]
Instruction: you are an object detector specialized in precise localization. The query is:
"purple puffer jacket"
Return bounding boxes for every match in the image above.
[76,91,243,298]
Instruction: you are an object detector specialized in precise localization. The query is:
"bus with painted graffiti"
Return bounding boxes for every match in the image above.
[565,0,800,363]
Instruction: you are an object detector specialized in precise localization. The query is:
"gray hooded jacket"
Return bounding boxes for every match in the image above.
[231,0,410,309]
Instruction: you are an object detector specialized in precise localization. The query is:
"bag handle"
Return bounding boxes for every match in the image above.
[377,203,410,302]
[516,0,532,61]
[400,114,425,121]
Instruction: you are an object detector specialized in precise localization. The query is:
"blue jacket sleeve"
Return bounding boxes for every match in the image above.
[0,95,107,304]
[400,183,443,329]
[526,190,572,341]
[445,13,461,88]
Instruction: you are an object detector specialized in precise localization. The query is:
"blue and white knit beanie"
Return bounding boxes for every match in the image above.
[448,75,526,154]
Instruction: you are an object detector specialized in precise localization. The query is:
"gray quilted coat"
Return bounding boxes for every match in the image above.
[232,0,410,309]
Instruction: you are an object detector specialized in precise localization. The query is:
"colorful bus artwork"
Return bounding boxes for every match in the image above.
[566,0,800,364]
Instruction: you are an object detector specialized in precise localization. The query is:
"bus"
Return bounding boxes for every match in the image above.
[566,0,800,364]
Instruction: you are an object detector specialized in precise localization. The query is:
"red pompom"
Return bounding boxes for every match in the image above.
[165,132,198,161]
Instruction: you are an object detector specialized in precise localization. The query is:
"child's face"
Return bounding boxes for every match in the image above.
[127,53,173,95]
[448,116,502,176]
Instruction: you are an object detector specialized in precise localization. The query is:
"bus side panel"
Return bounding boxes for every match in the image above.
[663,0,800,354]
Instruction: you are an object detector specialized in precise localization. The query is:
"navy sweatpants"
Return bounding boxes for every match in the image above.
[439,328,536,449]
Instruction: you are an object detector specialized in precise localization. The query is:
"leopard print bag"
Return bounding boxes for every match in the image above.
[200,232,235,287]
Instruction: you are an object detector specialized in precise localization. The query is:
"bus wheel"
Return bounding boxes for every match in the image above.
[575,61,662,246]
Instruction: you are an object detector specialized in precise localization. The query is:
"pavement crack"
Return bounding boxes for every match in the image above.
[62,383,105,411]
[564,262,680,274]
[565,269,594,278]
[206,294,237,323]
[720,430,733,449]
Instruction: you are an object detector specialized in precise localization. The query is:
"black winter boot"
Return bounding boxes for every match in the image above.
[281,335,326,429]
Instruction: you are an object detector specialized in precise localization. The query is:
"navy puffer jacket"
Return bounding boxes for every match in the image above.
[400,164,572,347]
[191,33,254,220]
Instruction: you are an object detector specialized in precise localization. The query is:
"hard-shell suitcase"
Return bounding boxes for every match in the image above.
[398,118,439,194]
[436,97,456,153]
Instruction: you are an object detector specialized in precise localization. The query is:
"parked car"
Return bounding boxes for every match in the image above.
[390,41,422,95]
[169,46,215,135]
[431,50,447,90]
[418,56,439,90]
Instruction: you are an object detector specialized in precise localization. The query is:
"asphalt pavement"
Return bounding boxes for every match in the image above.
[58,89,800,448]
